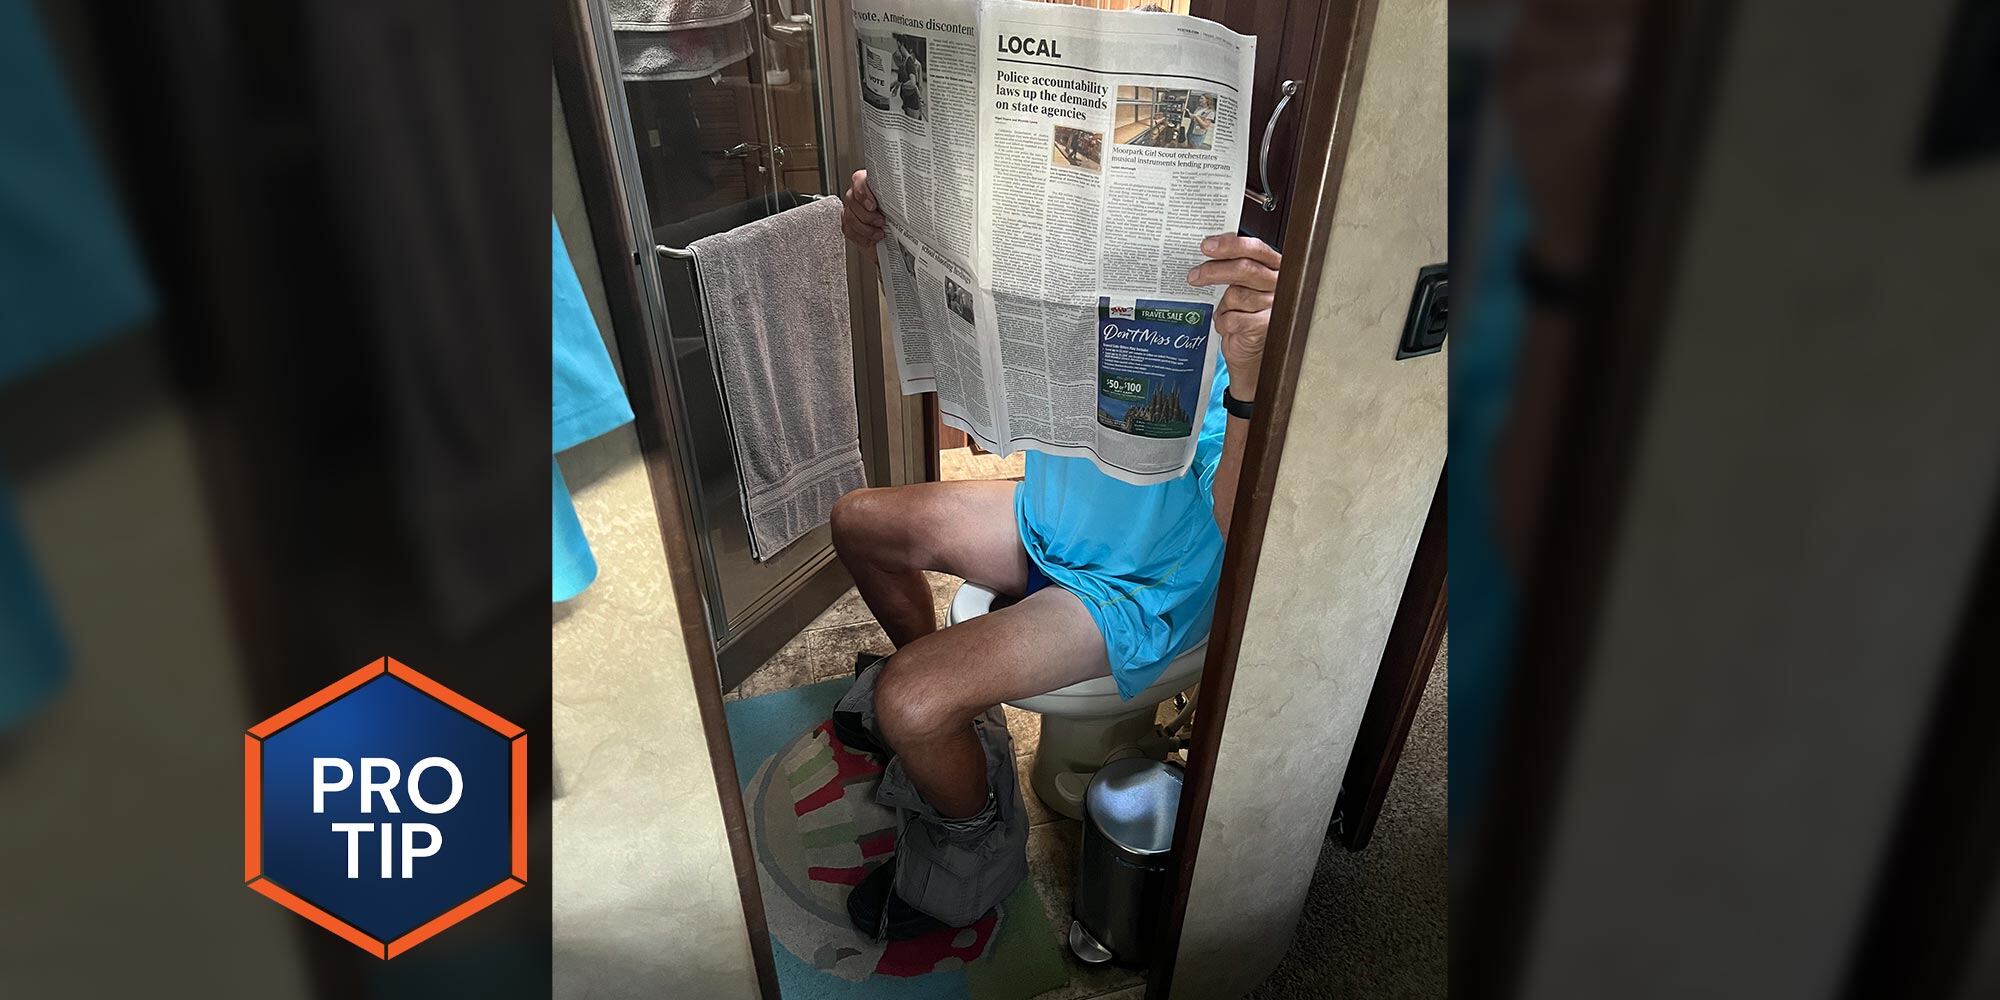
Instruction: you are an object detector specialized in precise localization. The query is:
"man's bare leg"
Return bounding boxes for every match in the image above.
[872,587,1109,818]
[829,479,1106,818]
[829,481,1031,648]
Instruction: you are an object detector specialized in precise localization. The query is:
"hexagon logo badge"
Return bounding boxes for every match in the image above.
[244,657,526,958]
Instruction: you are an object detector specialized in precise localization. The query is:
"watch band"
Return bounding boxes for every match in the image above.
[1223,386,1255,420]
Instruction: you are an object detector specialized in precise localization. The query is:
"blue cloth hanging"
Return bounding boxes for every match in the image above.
[551,217,634,602]
[0,0,155,732]
[0,0,152,382]
[0,478,70,733]
[552,461,600,603]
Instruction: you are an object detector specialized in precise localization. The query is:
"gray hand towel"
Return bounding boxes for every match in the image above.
[608,0,754,80]
[614,21,753,82]
[690,197,864,560]
[607,0,752,32]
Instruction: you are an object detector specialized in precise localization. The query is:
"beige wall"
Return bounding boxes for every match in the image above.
[1169,0,1447,992]
[0,366,311,997]
[551,76,759,1000]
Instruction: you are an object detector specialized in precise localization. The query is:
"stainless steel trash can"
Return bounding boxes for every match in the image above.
[1070,757,1184,967]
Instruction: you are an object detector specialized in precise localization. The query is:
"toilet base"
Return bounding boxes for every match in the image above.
[1028,709,1158,820]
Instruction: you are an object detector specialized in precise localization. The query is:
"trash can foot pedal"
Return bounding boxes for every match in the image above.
[1068,919,1115,965]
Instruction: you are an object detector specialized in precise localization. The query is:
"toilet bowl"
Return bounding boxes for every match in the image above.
[947,581,1205,820]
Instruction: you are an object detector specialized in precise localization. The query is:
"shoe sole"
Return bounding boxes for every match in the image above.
[845,864,957,941]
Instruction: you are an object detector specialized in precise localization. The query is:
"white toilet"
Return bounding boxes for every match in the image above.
[947,581,1206,820]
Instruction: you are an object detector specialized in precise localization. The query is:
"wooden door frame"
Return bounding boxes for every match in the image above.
[560,0,1383,994]
[1189,0,1330,247]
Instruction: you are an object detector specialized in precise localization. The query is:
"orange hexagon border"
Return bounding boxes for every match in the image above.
[243,657,527,959]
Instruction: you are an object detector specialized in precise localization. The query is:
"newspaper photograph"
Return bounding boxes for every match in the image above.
[855,0,1254,485]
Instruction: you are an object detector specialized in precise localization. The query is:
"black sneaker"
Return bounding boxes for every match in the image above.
[846,860,951,940]
[831,652,893,757]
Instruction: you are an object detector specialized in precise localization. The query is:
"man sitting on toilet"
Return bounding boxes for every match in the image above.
[832,168,1280,939]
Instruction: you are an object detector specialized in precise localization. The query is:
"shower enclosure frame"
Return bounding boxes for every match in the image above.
[560,0,920,693]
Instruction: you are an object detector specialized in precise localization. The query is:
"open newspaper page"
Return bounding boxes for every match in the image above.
[975,2,1253,484]
[856,0,1254,485]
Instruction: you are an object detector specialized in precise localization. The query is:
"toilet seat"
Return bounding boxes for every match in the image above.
[947,580,1205,819]
[947,582,1207,719]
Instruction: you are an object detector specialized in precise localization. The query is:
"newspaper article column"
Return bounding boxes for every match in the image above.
[855,0,989,421]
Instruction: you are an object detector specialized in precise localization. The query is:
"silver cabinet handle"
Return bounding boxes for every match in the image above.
[1245,79,1299,212]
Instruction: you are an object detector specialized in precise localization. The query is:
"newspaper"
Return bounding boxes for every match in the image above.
[854,0,1255,485]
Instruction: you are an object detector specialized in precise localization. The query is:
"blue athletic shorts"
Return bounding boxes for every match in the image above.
[1012,360,1232,699]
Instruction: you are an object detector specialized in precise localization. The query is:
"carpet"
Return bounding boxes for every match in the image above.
[1246,639,1448,999]
[726,677,1068,1000]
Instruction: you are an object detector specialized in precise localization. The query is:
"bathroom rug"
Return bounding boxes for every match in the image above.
[726,677,1067,1000]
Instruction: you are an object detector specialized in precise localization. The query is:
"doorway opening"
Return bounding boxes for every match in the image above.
[937,418,1028,483]
[555,0,1400,993]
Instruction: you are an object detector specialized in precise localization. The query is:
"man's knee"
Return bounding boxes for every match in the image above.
[830,488,881,554]
[831,486,923,567]
[872,651,970,747]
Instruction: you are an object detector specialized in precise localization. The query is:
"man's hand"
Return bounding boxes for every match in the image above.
[1190,233,1280,535]
[840,169,887,250]
[1187,234,1281,400]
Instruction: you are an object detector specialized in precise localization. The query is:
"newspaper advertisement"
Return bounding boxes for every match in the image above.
[855,0,1255,485]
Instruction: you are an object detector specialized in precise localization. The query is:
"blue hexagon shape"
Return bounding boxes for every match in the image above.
[245,658,525,958]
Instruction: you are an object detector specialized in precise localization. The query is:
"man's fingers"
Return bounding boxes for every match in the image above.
[1200,233,1282,269]
[1219,284,1275,314]
[1186,256,1279,291]
[850,169,879,212]
[1208,308,1272,352]
[845,174,876,213]
[842,190,886,228]
[840,213,884,248]
[844,172,886,227]
[1213,307,1271,339]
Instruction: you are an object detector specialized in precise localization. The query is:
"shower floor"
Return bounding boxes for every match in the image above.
[726,575,1147,1000]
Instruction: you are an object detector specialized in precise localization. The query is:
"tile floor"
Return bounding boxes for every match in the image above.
[940,445,1027,482]
[726,574,1147,1000]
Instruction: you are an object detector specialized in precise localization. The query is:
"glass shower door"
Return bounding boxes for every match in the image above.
[612,0,833,235]
[593,0,852,680]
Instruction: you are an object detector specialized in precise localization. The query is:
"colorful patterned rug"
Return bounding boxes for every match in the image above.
[726,677,1067,1000]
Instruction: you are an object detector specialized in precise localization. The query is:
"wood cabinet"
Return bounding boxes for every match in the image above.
[1191,0,1331,248]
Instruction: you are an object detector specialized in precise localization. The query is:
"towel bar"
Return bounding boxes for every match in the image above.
[656,192,827,259]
